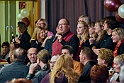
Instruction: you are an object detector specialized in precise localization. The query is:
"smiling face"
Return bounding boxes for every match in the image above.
[27,48,37,64]
[111,31,120,43]
[113,58,121,73]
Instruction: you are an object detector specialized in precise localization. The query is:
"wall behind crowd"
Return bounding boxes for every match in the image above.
[45,0,124,34]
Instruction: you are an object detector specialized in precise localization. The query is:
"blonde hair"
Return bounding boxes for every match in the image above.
[77,21,89,42]
[31,27,46,42]
[31,27,41,40]
[112,28,124,41]
[98,48,114,66]
[114,54,124,66]
[50,54,79,83]
[38,18,48,29]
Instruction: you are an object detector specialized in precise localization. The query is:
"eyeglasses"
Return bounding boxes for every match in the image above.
[58,23,68,27]
[49,61,56,64]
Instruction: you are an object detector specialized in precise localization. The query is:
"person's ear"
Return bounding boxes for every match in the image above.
[37,58,40,64]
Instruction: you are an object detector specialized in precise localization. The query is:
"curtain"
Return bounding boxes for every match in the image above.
[45,0,124,34]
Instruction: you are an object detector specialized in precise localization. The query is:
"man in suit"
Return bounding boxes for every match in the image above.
[78,47,96,83]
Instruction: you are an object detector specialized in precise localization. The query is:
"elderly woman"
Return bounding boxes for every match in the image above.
[111,28,124,57]
[97,48,114,69]
[41,54,79,83]
[110,54,124,83]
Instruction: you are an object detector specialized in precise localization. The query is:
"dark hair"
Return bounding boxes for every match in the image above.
[18,22,27,33]
[104,16,120,30]
[2,41,10,47]
[81,46,93,60]
[62,45,74,54]
[13,47,27,62]
[90,65,109,83]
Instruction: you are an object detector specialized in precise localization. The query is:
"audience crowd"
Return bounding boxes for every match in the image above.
[1,15,124,83]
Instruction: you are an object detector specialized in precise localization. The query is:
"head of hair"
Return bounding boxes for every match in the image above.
[98,48,114,67]
[62,45,74,54]
[59,18,70,25]
[12,48,26,62]
[27,47,38,54]
[38,18,48,29]
[18,22,27,33]
[31,27,41,40]
[2,41,10,47]
[112,28,124,41]
[120,65,124,83]
[79,15,91,23]
[37,49,51,64]
[104,16,120,30]
[6,78,32,83]
[90,65,109,83]
[77,21,89,42]
[88,22,95,28]
[81,46,93,60]
[50,54,79,83]
[95,20,106,42]
[114,54,124,67]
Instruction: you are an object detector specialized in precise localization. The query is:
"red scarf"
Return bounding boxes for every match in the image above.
[113,40,124,57]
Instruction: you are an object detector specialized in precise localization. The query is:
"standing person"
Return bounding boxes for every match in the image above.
[14,22,31,51]
[78,15,91,24]
[44,18,79,60]
[111,28,124,57]
[76,21,90,60]
[0,41,10,60]
[0,48,29,83]
[36,18,54,37]
[103,16,120,51]
[78,47,96,83]
[92,20,106,55]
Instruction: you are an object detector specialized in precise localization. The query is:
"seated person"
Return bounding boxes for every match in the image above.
[26,49,51,83]
[0,41,10,60]
[90,65,109,83]
[41,54,79,83]
[0,48,29,83]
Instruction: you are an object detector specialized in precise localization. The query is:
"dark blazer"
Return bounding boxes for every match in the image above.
[0,62,29,83]
[19,31,31,50]
[31,40,44,51]
[78,61,97,83]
